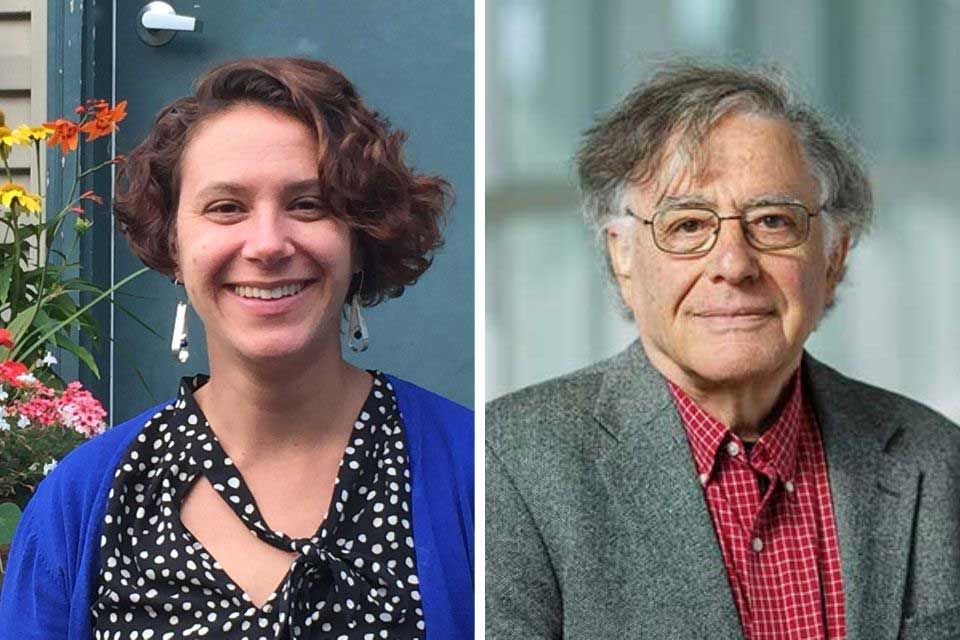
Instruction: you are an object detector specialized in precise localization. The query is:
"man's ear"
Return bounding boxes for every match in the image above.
[825,230,851,305]
[605,220,636,300]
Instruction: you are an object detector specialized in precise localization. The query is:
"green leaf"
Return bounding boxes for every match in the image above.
[15,267,149,361]
[54,331,100,378]
[113,290,156,302]
[0,259,13,305]
[8,307,57,362]
[0,502,22,545]
[6,307,36,345]
[58,279,106,295]
[115,301,164,340]
[44,293,79,319]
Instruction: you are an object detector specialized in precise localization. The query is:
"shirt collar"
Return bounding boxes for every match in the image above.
[167,374,226,470]
[668,370,804,484]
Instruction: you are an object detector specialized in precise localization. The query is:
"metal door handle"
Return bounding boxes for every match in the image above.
[137,1,203,47]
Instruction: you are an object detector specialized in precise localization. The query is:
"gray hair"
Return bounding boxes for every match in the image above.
[577,62,873,307]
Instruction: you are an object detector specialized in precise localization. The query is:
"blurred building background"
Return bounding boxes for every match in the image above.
[486,0,960,423]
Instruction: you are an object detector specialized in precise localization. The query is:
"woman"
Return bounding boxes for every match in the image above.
[0,58,473,640]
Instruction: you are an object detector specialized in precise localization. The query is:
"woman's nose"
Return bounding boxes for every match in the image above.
[240,209,295,265]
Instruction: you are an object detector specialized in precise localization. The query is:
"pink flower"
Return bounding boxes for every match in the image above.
[2,364,107,438]
[57,381,106,437]
[14,386,61,427]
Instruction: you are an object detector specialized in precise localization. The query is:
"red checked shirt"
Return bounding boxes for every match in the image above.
[668,372,847,640]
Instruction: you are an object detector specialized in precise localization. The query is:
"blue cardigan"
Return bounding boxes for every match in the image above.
[0,375,473,640]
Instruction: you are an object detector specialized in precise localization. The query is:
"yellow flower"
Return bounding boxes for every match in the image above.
[0,183,42,214]
[14,124,53,143]
[0,124,47,148]
[0,126,28,147]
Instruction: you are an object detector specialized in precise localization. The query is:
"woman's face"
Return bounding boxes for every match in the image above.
[175,104,355,366]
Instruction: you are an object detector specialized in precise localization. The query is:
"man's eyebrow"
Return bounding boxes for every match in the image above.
[654,193,809,210]
[742,194,806,208]
[657,193,715,209]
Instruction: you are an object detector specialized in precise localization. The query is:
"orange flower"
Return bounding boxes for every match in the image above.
[44,118,80,153]
[79,100,127,142]
[0,328,13,349]
[80,189,103,205]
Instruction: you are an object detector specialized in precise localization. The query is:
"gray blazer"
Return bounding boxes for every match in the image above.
[486,342,960,640]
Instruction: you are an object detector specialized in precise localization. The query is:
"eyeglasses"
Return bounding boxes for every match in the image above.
[626,202,821,255]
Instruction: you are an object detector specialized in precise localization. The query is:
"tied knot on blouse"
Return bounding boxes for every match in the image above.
[93,372,426,640]
[278,531,411,631]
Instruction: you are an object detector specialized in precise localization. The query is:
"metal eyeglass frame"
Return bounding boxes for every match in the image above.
[625,203,821,255]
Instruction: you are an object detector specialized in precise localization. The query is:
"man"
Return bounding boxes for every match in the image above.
[486,63,960,640]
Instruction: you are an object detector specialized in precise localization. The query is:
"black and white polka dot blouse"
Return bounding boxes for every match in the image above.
[92,372,426,639]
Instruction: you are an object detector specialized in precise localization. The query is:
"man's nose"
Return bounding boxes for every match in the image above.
[240,208,295,265]
[704,219,761,284]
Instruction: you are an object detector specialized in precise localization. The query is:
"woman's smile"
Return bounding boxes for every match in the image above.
[226,279,318,317]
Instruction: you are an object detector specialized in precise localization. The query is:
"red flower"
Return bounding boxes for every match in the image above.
[44,118,80,153]
[0,328,12,349]
[79,100,127,142]
[0,360,28,385]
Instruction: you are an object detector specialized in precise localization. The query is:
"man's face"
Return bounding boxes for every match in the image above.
[608,113,849,388]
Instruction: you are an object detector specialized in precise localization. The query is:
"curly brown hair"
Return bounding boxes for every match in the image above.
[114,57,452,306]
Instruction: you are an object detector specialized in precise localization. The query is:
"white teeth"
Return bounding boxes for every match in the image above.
[234,282,306,300]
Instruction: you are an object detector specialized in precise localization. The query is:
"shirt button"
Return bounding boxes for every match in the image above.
[751,537,764,553]
[785,480,796,493]
[698,473,709,486]
[725,441,740,457]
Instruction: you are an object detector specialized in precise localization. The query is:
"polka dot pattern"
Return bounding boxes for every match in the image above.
[92,372,425,639]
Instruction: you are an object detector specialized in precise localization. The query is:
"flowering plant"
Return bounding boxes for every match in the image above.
[0,100,149,544]
[0,347,106,507]
[1,100,146,374]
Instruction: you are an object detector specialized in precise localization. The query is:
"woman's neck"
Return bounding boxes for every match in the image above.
[192,341,372,464]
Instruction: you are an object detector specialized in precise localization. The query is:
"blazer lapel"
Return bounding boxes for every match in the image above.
[806,356,920,640]
[593,343,744,639]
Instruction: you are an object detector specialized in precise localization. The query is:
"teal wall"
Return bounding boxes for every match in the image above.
[50,1,475,421]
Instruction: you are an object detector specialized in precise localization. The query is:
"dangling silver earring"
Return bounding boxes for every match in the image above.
[348,271,369,353]
[171,280,190,363]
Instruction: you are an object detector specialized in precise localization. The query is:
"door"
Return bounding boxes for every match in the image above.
[101,1,473,422]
